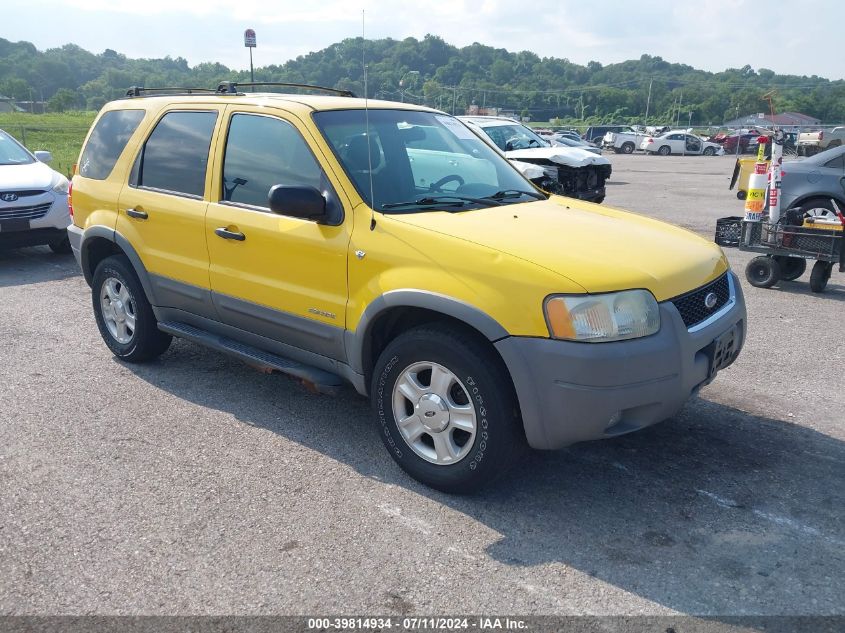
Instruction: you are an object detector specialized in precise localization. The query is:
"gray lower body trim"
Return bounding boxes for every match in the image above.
[153,306,366,394]
[496,272,747,450]
[213,292,345,362]
[68,224,83,269]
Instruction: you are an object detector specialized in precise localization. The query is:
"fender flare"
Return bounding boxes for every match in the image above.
[344,289,510,375]
[79,226,158,304]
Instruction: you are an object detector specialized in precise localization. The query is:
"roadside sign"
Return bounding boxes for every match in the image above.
[244,29,256,48]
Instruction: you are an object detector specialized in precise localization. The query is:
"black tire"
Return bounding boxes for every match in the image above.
[703,147,715,156]
[593,196,605,204]
[92,255,172,362]
[658,145,671,156]
[49,236,72,254]
[370,324,524,494]
[809,261,832,293]
[736,190,747,201]
[745,256,781,288]
[774,256,807,281]
[621,142,635,154]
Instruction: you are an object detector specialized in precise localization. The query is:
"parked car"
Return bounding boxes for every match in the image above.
[549,130,583,143]
[797,127,845,157]
[603,126,650,154]
[777,145,845,215]
[582,125,628,145]
[640,131,723,156]
[550,135,603,155]
[68,85,745,493]
[0,128,71,252]
[721,132,763,154]
[459,115,611,202]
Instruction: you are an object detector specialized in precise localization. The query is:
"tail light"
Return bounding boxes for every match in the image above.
[646,137,653,143]
[819,131,824,141]
[67,181,74,220]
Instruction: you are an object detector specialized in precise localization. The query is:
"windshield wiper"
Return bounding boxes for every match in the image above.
[381,195,503,210]
[482,189,547,201]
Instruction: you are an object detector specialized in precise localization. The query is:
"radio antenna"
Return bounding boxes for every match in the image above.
[363,10,376,230]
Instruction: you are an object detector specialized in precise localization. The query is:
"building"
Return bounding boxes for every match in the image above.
[722,111,821,131]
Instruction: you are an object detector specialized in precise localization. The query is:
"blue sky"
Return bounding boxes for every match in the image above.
[3,0,843,80]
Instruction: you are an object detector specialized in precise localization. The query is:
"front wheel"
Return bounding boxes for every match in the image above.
[745,256,781,288]
[371,324,524,494]
[703,147,715,156]
[49,236,72,254]
[92,255,172,362]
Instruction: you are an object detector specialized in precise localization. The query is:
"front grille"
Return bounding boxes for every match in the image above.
[0,189,46,199]
[0,202,53,221]
[670,273,731,329]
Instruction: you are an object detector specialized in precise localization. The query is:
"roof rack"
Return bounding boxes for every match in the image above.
[215,81,356,98]
[125,86,218,98]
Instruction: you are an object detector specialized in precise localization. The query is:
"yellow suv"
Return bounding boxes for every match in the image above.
[68,83,746,493]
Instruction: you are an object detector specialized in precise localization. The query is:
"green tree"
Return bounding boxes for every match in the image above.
[47,88,77,112]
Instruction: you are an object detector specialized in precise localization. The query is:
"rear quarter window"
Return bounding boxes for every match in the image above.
[79,109,145,180]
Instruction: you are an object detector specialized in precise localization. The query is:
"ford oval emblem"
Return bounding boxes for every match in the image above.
[704,292,718,310]
[1,193,19,202]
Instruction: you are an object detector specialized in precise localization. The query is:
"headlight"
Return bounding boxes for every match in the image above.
[544,290,660,342]
[51,173,69,194]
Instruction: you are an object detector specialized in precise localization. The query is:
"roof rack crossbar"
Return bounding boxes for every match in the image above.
[126,86,219,98]
[216,81,355,98]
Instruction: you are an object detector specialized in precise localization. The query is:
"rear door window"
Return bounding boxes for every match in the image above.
[79,109,145,180]
[132,111,217,197]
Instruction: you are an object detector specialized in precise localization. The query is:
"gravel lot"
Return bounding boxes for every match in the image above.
[1,154,843,617]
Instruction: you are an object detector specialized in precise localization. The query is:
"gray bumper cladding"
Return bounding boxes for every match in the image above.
[496,273,747,450]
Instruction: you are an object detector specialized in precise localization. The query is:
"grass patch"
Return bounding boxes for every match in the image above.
[0,111,96,177]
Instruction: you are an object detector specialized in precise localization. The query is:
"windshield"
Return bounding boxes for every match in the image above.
[314,110,541,212]
[0,130,35,166]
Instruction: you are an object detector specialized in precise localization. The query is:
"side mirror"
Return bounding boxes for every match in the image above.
[268,185,326,221]
[34,151,52,163]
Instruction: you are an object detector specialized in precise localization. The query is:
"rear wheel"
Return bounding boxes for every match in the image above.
[621,142,635,154]
[774,256,807,281]
[809,261,832,293]
[745,256,781,288]
[371,324,523,494]
[92,255,172,362]
[658,145,671,156]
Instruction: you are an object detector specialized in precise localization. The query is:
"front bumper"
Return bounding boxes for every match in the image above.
[495,271,746,449]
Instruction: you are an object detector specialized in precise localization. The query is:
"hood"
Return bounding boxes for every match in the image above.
[0,161,58,191]
[506,146,611,168]
[388,197,728,301]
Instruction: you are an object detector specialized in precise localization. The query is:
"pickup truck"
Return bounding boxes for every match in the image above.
[797,127,845,156]
[602,127,650,154]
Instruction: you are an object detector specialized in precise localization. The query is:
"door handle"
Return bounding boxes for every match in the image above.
[215,227,246,241]
[126,208,148,220]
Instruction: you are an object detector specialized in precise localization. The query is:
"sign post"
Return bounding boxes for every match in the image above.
[244,29,256,88]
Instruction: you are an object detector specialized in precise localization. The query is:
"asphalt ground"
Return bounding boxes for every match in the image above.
[1,154,843,618]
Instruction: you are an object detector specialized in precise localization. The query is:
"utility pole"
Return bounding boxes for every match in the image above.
[644,77,653,127]
[676,91,683,127]
[451,86,457,115]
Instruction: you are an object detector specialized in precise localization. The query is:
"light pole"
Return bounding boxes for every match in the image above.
[399,70,419,102]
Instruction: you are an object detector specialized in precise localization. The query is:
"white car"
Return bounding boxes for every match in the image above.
[0,128,71,252]
[458,116,612,203]
[640,131,723,156]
